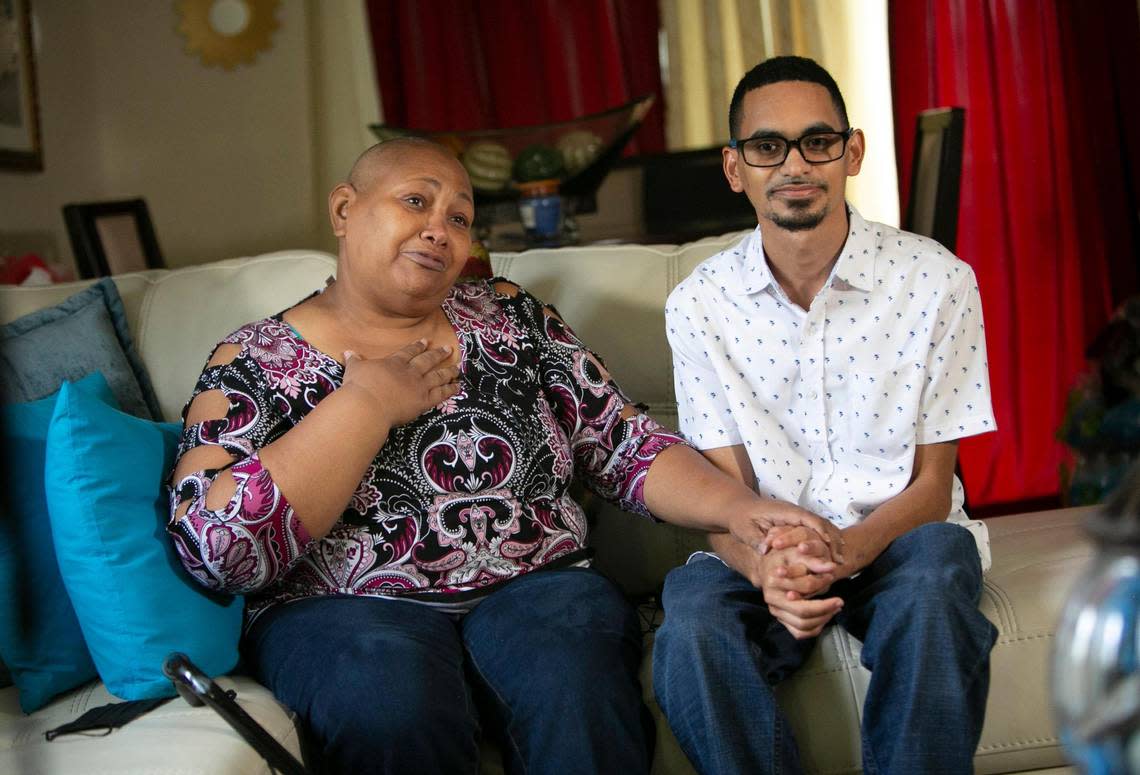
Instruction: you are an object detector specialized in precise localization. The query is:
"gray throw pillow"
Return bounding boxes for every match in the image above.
[0,279,160,419]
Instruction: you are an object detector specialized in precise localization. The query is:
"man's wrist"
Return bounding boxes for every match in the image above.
[838,523,881,576]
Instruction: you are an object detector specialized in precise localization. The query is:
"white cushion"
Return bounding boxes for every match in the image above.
[0,676,303,775]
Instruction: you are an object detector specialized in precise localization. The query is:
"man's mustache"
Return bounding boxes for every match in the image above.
[766,178,829,196]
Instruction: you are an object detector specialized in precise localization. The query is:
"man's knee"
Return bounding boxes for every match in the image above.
[891,521,983,595]
[656,558,765,668]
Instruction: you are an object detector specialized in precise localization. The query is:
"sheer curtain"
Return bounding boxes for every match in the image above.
[658,0,899,226]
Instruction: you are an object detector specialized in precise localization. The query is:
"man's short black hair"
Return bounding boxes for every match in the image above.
[728,56,849,140]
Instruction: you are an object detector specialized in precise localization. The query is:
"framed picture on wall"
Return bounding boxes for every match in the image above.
[0,0,42,171]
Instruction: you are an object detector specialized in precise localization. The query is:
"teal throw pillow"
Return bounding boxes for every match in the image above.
[0,278,160,419]
[0,373,110,712]
[44,380,243,701]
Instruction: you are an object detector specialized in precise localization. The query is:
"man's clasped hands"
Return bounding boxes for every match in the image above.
[741,514,858,640]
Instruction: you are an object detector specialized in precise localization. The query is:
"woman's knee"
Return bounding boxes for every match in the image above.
[247,598,478,771]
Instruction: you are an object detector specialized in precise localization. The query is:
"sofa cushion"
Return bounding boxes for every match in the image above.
[0,374,109,712]
[132,251,337,420]
[44,380,243,701]
[490,232,748,428]
[0,279,160,420]
[0,675,303,775]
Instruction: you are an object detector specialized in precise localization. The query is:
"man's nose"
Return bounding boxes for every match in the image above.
[780,143,812,174]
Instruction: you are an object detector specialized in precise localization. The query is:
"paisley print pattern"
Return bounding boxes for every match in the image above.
[167,280,685,627]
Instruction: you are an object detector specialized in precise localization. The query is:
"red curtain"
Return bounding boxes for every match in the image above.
[365,0,666,154]
[890,0,1140,508]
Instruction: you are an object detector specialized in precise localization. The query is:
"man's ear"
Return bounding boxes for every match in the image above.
[723,146,745,193]
[845,129,865,177]
[329,183,355,237]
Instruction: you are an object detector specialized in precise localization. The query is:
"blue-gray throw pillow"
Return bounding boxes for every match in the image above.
[0,279,160,419]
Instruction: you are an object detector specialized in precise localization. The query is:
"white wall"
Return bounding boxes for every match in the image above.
[0,0,337,270]
[307,0,384,255]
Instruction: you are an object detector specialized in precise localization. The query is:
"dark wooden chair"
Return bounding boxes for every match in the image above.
[63,198,165,279]
[903,107,970,506]
[904,107,966,252]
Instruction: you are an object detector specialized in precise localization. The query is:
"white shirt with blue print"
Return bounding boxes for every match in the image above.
[666,206,997,569]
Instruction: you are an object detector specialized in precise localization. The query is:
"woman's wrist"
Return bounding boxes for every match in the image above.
[335,382,396,434]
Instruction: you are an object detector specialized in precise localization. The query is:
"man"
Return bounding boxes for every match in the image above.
[653,56,999,774]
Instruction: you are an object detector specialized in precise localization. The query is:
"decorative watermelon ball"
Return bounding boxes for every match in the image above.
[434,133,465,158]
[556,130,604,175]
[459,239,493,281]
[512,144,565,183]
[462,141,512,191]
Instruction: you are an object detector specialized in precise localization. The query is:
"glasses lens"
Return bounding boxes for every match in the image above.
[742,137,788,167]
[739,132,848,167]
[800,132,845,162]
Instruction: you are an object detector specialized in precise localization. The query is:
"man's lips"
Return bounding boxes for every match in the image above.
[403,250,448,272]
[770,183,824,199]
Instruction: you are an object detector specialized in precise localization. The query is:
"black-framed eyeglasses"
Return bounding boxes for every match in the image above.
[729,128,855,168]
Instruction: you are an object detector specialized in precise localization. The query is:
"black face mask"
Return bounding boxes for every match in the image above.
[44,696,173,741]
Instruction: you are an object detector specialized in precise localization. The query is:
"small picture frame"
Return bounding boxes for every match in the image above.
[63,199,165,279]
[0,0,43,171]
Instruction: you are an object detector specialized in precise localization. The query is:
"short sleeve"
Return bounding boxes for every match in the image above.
[916,268,996,444]
[666,285,743,450]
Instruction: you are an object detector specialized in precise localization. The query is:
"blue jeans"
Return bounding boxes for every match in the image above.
[653,521,998,775]
[244,568,650,775]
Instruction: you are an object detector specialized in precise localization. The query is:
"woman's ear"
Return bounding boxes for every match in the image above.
[329,184,354,236]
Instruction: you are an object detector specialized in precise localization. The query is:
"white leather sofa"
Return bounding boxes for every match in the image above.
[0,235,1091,774]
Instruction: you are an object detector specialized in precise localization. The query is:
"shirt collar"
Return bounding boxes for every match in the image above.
[738,225,773,295]
[833,206,876,292]
[735,204,877,296]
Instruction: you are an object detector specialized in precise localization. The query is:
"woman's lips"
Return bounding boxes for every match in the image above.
[403,250,447,272]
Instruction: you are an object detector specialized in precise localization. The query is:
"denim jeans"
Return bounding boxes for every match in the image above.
[653,521,998,775]
[244,567,650,775]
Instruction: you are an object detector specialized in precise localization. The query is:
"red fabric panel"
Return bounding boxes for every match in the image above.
[1054,0,1140,314]
[364,0,665,153]
[889,0,1137,507]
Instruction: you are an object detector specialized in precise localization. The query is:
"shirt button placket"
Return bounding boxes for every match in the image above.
[804,305,829,477]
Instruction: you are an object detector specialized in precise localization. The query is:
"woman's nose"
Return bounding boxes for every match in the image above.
[420,211,448,244]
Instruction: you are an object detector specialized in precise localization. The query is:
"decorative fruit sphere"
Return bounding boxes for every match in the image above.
[459,239,493,281]
[434,133,465,158]
[462,141,512,191]
[512,144,565,183]
[557,130,604,175]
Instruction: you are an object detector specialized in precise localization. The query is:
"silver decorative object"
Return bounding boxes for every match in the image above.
[1052,468,1140,773]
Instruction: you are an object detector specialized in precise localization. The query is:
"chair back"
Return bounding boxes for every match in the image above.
[904,107,965,252]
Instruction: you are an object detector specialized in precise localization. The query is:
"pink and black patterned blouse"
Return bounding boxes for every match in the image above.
[167,280,685,626]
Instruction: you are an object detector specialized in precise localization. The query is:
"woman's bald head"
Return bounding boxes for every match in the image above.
[347,138,468,195]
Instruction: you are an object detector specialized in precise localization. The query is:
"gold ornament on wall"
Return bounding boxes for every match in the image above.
[176,0,280,70]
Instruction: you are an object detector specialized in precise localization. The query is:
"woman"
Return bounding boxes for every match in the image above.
[167,138,839,774]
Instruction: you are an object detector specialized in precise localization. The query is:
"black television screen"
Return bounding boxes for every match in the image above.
[640,146,757,243]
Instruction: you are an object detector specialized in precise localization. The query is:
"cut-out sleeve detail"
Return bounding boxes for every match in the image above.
[521,290,688,519]
[168,453,312,594]
[166,324,316,594]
